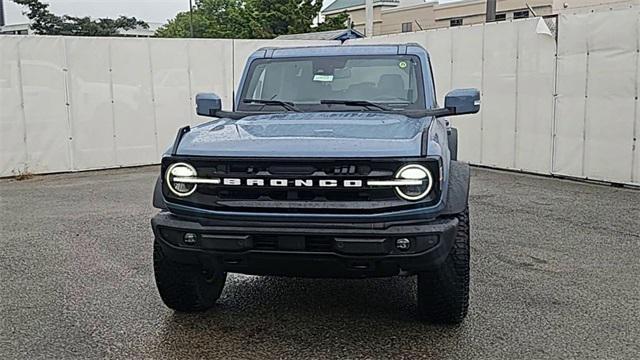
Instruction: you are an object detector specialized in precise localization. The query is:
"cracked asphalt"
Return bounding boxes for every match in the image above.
[1,166,639,359]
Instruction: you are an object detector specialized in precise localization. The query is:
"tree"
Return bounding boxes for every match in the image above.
[13,0,148,36]
[314,12,350,33]
[156,0,256,38]
[156,0,348,39]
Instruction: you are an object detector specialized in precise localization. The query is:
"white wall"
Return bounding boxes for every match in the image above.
[1,7,639,187]
[553,8,640,185]
[347,10,640,186]
[0,37,336,177]
[347,17,557,175]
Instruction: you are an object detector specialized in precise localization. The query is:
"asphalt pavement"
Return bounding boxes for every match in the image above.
[1,166,639,359]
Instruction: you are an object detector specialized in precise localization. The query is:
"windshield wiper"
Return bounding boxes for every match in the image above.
[320,100,393,111]
[243,98,301,112]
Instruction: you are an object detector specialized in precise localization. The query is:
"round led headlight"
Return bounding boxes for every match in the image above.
[394,164,433,201]
[165,162,197,197]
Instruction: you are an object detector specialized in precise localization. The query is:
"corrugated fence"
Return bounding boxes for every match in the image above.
[1,7,639,186]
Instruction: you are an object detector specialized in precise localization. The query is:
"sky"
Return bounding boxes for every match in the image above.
[3,0,459,25]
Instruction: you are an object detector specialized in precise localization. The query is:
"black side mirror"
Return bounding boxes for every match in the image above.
[443,89,480,116]
[196,93,222,117]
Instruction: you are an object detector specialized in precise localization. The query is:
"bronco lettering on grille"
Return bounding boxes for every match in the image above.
[219,178,364,188]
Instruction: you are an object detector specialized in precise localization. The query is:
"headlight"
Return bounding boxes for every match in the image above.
[394,164,433,201]
[165,162,198,197]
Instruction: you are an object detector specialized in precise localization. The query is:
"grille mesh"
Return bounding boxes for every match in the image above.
[162,157,441,214]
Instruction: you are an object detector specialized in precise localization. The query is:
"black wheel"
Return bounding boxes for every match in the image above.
[448,128,458,161]
[417,207,470,324]
[153,239,226,312]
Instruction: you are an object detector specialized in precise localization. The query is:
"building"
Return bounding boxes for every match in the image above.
[115,22,164,37]
[322,0,403,36]
[322,0,640,35]
[0,22,163,37]
[0,23,32,35]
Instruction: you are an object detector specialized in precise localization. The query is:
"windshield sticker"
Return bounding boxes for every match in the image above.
[398,61,408,69]
[313,74,334,82]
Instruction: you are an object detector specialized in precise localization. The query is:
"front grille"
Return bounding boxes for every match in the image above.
[250,235,333,252]
[305,236,334,252]
[201,186,397,201]
[162,157,441,214]
[253,235,278,250]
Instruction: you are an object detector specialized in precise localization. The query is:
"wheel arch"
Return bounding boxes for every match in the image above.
[442,160,470,215]
[153,176,168,210]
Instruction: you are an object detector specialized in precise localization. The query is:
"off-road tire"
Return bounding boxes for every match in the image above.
[417,207,470,324]
[153,239,226,312]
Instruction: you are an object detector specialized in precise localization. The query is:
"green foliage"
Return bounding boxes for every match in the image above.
[156,0,348,39]
[314,12,350,33]
[13,0,148,36]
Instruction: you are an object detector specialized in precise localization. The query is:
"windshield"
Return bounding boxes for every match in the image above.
[237,55,425,112]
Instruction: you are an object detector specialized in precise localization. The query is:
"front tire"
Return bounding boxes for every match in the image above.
[153,239,226,312]
[417,208,470,324]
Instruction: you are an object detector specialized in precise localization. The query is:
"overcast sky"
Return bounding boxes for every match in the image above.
[3,0,458,25]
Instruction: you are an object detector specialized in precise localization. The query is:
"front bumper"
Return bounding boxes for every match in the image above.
[151,212,458,278]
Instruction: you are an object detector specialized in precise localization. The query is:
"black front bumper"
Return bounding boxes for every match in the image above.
[151,212,458,278]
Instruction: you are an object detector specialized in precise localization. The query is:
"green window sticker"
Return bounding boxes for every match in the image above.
[398,61,408,69]
[313,74,334,82]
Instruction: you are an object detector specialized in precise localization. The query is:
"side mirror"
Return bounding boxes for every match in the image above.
[443,88,480,116]
[196,93,222,117]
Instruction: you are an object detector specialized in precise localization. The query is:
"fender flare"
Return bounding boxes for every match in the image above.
[442,160,470,215]
[152,176,168,210]
[448,127,458,161]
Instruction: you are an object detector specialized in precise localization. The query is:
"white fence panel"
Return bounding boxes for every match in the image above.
[515,19,556,174]
[424,29,451,104]
[635,35,640,184]
[449,25,484,164]
[553,14,588,179]
[66,37,116,170]
[482,21,518,169]
[188,39,234,113]
[555,8,640,185]
[0,37,26,177]
[583,10,637,183]
[149,39,193,153]
[20,37,72,174]
[110,38,158,167]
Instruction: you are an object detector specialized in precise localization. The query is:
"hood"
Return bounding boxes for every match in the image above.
[177,112,432,158]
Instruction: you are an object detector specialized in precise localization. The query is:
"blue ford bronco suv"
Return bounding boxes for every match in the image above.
[151,44,479,324]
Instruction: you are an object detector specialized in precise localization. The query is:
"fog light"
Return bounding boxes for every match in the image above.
[183,232,198,245]
[396,238,411,251]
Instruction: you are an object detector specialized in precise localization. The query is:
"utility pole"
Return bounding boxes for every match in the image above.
[486,0,496,22]
[365,0,373,37]
[189,0,194,37]
[0,0,6,28]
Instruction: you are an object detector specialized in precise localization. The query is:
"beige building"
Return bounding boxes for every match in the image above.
[322,0,640,35]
